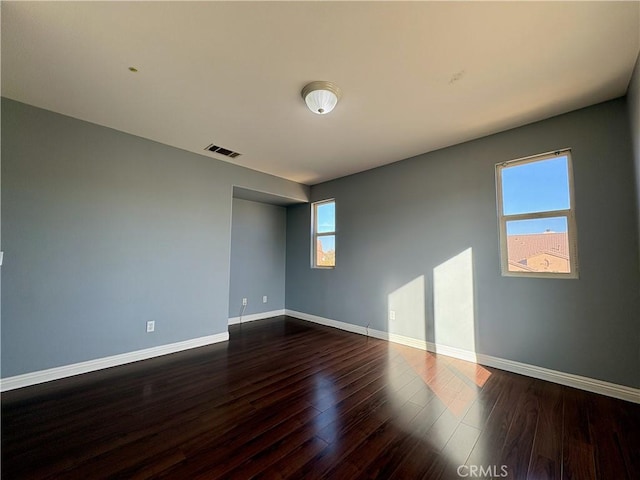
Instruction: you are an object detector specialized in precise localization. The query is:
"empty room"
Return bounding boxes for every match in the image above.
[1,2,639,479]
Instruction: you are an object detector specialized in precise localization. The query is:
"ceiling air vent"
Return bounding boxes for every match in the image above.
[205,144,241,158]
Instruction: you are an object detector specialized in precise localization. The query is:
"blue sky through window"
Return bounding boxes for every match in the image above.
[318,235,335,252]
[502,156,570,233]
[502,156,569,214]
[316,202,335,233]
[506,217,568,235]
[316,201,335,250]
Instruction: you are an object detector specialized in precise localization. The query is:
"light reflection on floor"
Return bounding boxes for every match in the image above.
[389,343,491,417]
[307,334,492,464]
[383,341,492,459]
[311,373,339,447]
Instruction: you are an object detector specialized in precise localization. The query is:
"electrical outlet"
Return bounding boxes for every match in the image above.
[389,310,396,321]
[242,298,247,306]
[263,295,268,303]
[146,320,155,333]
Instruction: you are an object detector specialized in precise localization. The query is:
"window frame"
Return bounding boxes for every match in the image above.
[495,149,579,279]
[311,198,336,269]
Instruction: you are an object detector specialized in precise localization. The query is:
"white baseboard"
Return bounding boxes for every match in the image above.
[473,353,640,404]
[428,342,479,363]
[5,311,638,404]
[286,310,367,336]
[285,309,640,404]
[228,309,285,326]
[0,332,229,392]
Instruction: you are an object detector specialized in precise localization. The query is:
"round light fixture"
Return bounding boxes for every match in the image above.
[301,81,342,115]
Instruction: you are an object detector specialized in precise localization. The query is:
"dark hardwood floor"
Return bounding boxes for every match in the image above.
[2,316,639,479]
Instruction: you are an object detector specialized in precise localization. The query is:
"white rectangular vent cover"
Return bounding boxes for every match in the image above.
[205,144,241,158]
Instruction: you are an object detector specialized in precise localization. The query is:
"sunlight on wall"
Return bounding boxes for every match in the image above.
[433,248,476,359]
[387,275,426,341]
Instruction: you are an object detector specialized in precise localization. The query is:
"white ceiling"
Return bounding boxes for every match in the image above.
[2,1,639,185]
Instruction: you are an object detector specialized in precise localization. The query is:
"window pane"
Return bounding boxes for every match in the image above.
[316,202,335,233]
[505,217,570,273]
[316,235,335,267]
[502,156,570,215]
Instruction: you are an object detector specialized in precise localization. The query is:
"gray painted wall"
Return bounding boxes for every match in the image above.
[229,198,286,318]
[628,53,640,264]
[286,98,640,388]
[1,98,308,378]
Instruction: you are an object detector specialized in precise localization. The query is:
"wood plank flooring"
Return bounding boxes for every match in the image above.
[2,316,639,479]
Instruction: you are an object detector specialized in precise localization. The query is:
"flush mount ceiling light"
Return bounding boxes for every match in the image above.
[301,81,342,115]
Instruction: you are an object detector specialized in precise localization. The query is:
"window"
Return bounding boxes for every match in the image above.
[496,150,578,278]
[312,199,335,268]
